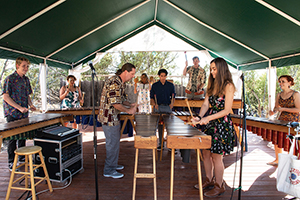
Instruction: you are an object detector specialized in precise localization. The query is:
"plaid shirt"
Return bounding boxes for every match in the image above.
[2,71,32,119]
[98,75,126,126]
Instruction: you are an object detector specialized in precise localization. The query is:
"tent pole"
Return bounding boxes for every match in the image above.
[40,60,48,112]
[267,60,276,117]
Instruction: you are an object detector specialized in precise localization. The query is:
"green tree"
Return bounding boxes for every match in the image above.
[119,51,178,75]
[244,70,268,117]
[244,65,300,117]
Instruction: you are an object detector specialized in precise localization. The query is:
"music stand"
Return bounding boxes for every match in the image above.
[238,73,247,200]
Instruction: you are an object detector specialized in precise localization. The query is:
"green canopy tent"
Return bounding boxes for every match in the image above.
[1,0,300,114]
[1,0,300,70]
[1,1,300,198]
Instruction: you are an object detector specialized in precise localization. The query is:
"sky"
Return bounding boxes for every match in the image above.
[107,25,214,75]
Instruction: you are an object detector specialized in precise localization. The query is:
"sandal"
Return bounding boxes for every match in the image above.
[267,161,278,166]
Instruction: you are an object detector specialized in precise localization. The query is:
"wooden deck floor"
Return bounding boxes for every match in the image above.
[0,126,293,200]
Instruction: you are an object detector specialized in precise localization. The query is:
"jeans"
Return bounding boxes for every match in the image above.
[6,116,26,163]
[102,124,121,174]
[153,105,172,147]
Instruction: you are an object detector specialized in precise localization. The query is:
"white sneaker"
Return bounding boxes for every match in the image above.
[116,165,124,170]
[103,171,124,179]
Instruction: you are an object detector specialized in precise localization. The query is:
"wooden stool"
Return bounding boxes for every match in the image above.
[132,135,157,200]
[6,146,53,200]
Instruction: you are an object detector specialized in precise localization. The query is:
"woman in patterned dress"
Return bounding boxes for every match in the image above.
[268,75,300,166]
[59,75,84,128]
[192,57,235,197]
[134,73,151,113]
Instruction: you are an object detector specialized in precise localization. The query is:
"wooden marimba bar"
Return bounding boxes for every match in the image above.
[47,107,100,115]
[172,111,197,121]
[173,96,242,109]
[163,115,211,200]
[0,113,73,147]
[133,114,160,200]
[230,114,297,151]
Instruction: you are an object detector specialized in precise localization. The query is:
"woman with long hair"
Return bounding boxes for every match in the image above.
[268,75,300,166]
[192,57,235,197]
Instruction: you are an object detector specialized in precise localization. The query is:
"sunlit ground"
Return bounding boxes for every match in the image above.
[224,147,276,191]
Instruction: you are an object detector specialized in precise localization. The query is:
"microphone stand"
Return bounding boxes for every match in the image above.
[238,73,247,199]
[91,67,99,200]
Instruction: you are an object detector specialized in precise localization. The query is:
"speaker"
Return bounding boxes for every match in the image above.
[34,133,83,182]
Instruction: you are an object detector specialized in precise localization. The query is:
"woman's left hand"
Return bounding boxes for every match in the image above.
[274,107,282,112]
[30,105,36,111]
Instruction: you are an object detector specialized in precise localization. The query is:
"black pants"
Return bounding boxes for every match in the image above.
[6,116,26,163]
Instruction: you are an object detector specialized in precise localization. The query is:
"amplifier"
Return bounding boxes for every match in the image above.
[34,133,83,182]
[35,124,79,140]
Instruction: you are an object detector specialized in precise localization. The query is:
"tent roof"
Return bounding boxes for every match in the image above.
[1,0,300,70]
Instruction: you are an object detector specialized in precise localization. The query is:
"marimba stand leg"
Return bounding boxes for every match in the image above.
[196,149,204,200]
[120,117,128,138]
[132,147,157,200]
[153,148,157,199]
[170,148,203,200]
[160,123,165,161]
[170,148,175,200]
[132,149,139,200]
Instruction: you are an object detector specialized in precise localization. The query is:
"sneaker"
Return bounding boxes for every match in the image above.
[157,146,161,151]
[168,149,178,154]
[8,162,19,172]
[116,165,124,170]
[18,156,26,163]
[103,171,124,179]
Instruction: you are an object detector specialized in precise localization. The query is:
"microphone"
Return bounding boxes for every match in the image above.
[88,61,96,72]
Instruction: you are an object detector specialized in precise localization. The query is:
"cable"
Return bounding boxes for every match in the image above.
[26,168,73,200]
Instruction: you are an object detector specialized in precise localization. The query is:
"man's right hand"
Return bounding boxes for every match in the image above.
[127,105,137,115]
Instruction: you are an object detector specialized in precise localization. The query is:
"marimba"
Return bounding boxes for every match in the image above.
[0,113,73,147]
[230,114,296,151]
[163,115,211,200]
[47,108,134,137]
[173,96,242,109]
[133,114,160,200]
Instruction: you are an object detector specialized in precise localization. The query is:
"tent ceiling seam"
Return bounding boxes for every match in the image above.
[255,0,300,27]
[0,46,71,66]
[74,20,155,65]
[154,0,158,20]
[0,0,66,40]
[46,0,151,59]
[239,52,300,67]
[163,0,269,60]
[156,20,238,67]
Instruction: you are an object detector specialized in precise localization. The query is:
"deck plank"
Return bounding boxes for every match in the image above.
[0,126,291,200]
